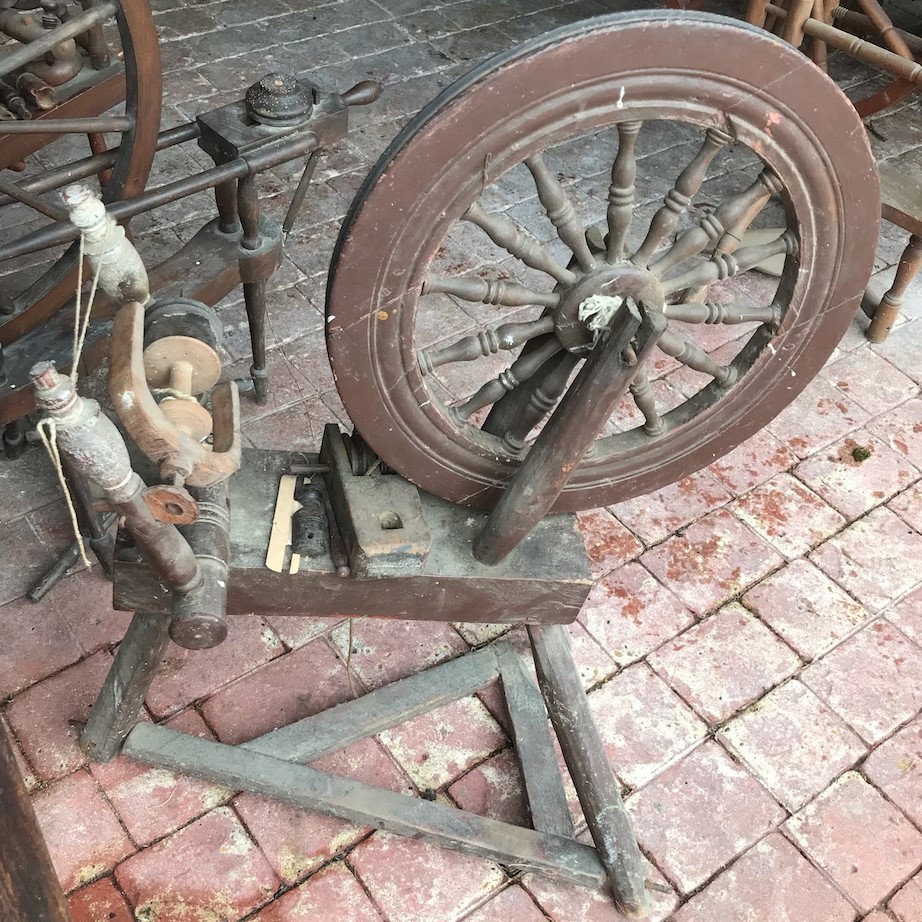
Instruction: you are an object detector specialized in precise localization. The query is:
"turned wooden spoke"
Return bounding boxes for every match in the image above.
[657,328,737,386]
[627,365,665,437]
[463,203,575,285]
[662,230,798,296]
[525,153,597,272]
[0,177,67,221]
[423,274,558,309]
[502,353,580,453]
[606,121,642,263]
[632,127,732,268]
[650,169,783,277]
[454,336,562,421]
[664,301,782,325]
[419,315,555,374]
[682,190,782,304]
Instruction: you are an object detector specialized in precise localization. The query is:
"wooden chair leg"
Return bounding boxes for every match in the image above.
[868,233,922,343]
[746,0,769,28]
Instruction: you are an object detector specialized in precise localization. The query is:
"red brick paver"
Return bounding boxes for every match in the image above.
[718,680,866,810]
[810,508,922,613]
[255,863,384,921]
[628,742,785,893]
[90,709,232,847]
[891,874,922,922]
[648,603,800,725]
[673,833,856,922]
[33,770,134,892]
[115,807,279,921]
[743,559,870,660]
[641,509,784,616]
[347,832,506,922]
[794,430,919,520]
[578,562,695,668]
[785,772,922,912]
[731,472,846,559]
[67,876,134,922]
[802,619,922,744]
[6,651,113,781]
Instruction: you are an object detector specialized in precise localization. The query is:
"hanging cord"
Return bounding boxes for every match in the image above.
[36,230,112,569]
[36,418,90,568]
[72,231,109,386]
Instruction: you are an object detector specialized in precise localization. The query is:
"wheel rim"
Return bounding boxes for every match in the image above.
[0,0,161,347]
[326,11,879,511]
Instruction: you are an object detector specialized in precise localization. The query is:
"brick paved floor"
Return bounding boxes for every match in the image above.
[2,0,922,920]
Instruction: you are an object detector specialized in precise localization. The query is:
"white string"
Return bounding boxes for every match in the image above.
[71,229,110,384]
[36,418,91,569]
[35,228,114,568]
[71,233,85,384]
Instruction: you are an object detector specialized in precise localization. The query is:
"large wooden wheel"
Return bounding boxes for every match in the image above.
[0,0,161,348]
[325,11,879,513]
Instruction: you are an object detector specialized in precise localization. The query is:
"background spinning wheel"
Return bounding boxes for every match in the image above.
[0,0,161,346]
[688,0,920,118]
[326,11,879,513]
[824,0,919,117]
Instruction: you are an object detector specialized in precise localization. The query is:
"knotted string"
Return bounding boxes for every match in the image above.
[36,230,112,568]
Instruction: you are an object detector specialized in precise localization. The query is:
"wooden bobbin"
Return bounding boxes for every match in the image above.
[142,335,221,441]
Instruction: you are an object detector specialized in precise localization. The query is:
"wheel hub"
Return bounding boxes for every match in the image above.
[554,264,665,353]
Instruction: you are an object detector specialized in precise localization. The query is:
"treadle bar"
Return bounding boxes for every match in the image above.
[474,301,666,565]
[529,623,650,918]
[497,644,575,838]
[242,647,502,763]
[122,723,609,888]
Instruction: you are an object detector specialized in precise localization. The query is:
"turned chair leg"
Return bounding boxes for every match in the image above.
[868,233,922,343]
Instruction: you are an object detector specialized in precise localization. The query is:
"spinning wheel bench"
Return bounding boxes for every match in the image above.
[78,434,653,917]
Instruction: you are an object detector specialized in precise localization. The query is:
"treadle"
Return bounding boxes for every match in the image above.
[78,445,652,918]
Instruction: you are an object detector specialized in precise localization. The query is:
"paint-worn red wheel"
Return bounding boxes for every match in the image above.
[326,11,879,512]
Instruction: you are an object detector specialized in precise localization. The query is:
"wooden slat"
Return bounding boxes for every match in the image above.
[80,610,172,762]
[244,647,500,763]
[497,645,575,838]
[123,724,609,889]
[528,624,650,919]
[0,726,71,922]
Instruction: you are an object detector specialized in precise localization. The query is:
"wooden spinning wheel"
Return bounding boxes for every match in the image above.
[0,0,161,346]
[325,11,879,513]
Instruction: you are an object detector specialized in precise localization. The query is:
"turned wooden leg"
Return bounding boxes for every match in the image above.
[868,233,922,343]
[215,178,241,235]
[237,175,269,404]
[747,0,769,27]
[782,0,814,44]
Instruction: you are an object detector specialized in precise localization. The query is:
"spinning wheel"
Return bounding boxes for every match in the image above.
[326,11,879,512]
[0,0,161,344]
